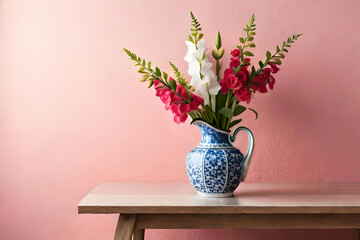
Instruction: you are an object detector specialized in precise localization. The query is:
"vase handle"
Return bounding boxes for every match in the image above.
[229,127,254,182]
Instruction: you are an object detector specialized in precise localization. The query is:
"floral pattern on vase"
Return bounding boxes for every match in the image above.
[186,119,254,198]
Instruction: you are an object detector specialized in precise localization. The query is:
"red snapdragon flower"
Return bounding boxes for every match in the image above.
[220,54,250,95]
[234,85,252,104]
[236,70,247,84]
[268,63,279,73]
[248,67,276,93]
[224,68,235,76]
[230,49,241,57]
[229,57,240,68]
[154,79,204,124]
[220,74,243,94]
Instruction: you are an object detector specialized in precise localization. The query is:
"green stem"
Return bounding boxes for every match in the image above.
[222,90,233,129]
[216,60,221,82]
[225,91,231,108]
[227,100,237,129]
[248,34,301,84]
[207,87,212,110]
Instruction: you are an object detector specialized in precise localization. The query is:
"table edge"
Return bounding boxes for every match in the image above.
[77,205,360,214]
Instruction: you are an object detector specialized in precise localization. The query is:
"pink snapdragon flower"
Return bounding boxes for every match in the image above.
[154,79,204,124]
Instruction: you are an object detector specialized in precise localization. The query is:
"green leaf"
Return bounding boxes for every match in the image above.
[276,45,280,52]
[123,48,131,56]
[270,57,282,65]
[229,119,242,128]
[183,84,192,101]
[283,48,288,53]
[243,51,254,56]
[277,53,285,58]
[249,32,256,36]
[147,61,152,69]
[259,60,264,68]
[266,51,271,60]
[218,107,233,119]
[249,65,256,79]
[248,43,255,48]
[234,104,246,116]
[138,67,145,73]
[168,78,177,90]
[216,93,227,112]
[163,72,168,80]
[249,108,258,120]
[248,37,254,41]
[155,67,161,76]
[188,35,194,43]
[233,64,241,74]
[205,105,217,123]
[239,37,245,43]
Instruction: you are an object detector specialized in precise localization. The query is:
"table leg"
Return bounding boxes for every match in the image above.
[114,214,136,240]
[132,229,145,240]
[354,229,360,240]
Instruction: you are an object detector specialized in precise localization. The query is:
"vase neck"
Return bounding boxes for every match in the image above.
[193,120,232,148]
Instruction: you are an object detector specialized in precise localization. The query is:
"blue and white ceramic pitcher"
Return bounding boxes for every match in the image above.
[186,119,254,198]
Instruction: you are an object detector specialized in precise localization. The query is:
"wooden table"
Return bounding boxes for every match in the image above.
[78,183,360,240]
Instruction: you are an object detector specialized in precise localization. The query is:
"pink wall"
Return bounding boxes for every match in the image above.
[1,0,360,239]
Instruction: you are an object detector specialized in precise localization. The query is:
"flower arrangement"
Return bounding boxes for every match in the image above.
[124,12,302,130]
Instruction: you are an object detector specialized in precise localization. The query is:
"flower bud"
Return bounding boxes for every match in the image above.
[140,74,149,82]
[212,48,219,60]
[215,31,222,49]
[147,80,154,88]
[218,48,225,58]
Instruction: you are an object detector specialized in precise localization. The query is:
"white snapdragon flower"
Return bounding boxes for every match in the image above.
[184,38,220,107]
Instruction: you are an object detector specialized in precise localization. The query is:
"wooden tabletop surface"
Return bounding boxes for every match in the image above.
[78,182,360,214]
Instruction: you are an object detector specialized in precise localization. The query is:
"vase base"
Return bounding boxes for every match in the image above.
[197,192,234,198]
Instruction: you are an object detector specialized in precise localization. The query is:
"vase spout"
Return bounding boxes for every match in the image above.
[192,119,232,147]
